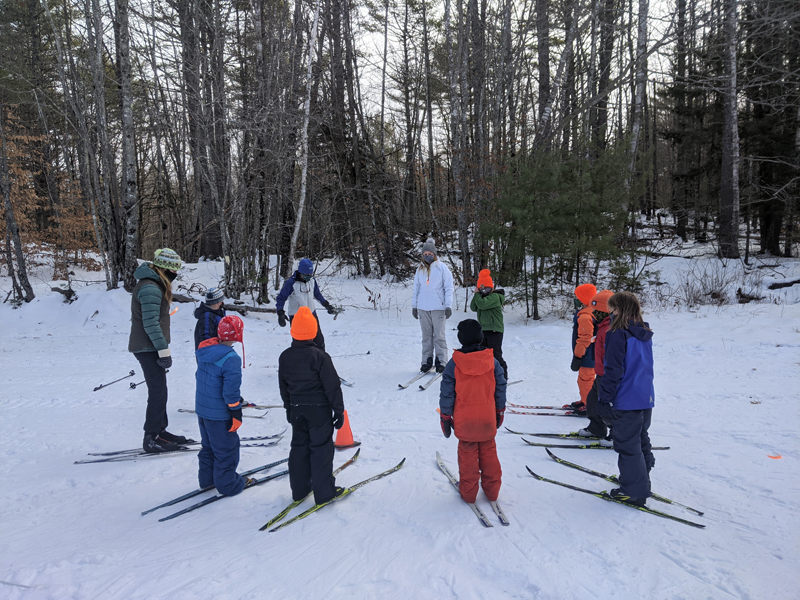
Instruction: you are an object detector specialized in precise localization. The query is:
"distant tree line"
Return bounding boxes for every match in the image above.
[1,0,797,308]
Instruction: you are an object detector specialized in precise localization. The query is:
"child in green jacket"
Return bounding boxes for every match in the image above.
[469,269,508,380]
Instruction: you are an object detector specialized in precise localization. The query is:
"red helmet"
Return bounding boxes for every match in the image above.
[218,315,244,343]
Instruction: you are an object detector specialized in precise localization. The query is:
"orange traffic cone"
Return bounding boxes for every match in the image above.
[334,410,361,450]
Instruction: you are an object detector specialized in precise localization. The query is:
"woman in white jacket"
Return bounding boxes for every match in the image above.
[411,238,454,373]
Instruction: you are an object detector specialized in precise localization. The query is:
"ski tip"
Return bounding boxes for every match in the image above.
[545,448,559,460]
[335,442,362,450]
[525,466,541,479]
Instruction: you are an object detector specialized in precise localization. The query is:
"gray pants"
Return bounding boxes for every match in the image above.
[419,309,448,364]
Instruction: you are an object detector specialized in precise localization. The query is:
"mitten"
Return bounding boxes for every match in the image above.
[570,355,582,372]
[445,307,452,319]
[333,412,345,430]
[285,407,292,424]
[412,308,418,319]
[325,303,336,315]
[597,401,614,427]
[440,413,453,438]
[277,309,287,327]
[157,348,172,369]
[496,409,505,428]
[228,407,243,433]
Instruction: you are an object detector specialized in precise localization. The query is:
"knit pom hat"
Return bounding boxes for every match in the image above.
[457,319,484,347]
[298,258,314,275]
[153,248,182,271]
[421,238,437,255]
[218,315,245,367]
[591,290,614,313]
[477,269,494,289]
[205,287,224,304]
[291,306,318,341]
[574,283,597,306]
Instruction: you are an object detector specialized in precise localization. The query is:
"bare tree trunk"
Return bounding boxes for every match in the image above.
[115,0,139,290]
[626,0,648,185]
[287,0,322,272]
[421,0,440,233]
[718,0,740,258]
[0,106,35,302]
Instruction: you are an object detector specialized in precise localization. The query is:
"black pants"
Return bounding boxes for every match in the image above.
[289,312,326,352]
[288,404,335,504]
[482,331,507,379]
[611,408,654,499]
[134,351,168,436]
[585,379,609,438]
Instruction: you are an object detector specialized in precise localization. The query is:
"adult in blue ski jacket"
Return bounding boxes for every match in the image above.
[195,316,250,496]
[275,258,335,351]
[597,291,655,506]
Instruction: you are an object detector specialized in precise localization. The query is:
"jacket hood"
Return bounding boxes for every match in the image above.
[452,348,495,376]
[194,303,224,319]
[628,322,653,342]
[134,262,160,282]
[196,340,236,364]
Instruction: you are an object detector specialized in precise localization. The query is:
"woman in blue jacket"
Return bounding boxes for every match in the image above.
[597,291,655,507]
[411,238,454,373]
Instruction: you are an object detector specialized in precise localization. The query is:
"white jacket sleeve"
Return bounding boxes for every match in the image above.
[442,263,454,308]
[412,269,420,309]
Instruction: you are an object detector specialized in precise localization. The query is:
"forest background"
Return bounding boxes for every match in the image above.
[1,0,798,314]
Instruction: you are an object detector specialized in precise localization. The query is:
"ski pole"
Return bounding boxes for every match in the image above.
[131,370,169,389]
[331,350,371,358]
[94,370,135,392]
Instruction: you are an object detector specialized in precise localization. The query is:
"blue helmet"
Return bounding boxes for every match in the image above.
[298,258,314,275]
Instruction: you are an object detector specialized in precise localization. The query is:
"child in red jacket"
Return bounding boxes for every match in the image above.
[438,320,507,505]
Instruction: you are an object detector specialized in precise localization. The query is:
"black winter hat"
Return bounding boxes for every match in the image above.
[457,319,483,346]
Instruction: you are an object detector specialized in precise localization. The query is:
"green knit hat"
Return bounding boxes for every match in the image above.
[152,248,182,271]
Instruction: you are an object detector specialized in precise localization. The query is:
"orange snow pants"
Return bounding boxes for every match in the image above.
[577,367,595,405]
[457,438,502,503]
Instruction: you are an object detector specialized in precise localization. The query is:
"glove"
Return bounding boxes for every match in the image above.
[228,407,243,433]
[277,309,287,327]
[412,308,418,319]
[440,413,452,438]
[597,401,614,427]
[496,410,505,428]
[157,348,172,369]
[494,288,505,296]
[285,408,292,424]
[445,307,452,319]
[570,355,582,372]
[325,303,336,315]
[333,412,345,430]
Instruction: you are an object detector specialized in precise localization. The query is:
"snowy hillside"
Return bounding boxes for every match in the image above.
[1,255,799,599]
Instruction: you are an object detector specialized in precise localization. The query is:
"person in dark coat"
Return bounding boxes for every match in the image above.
[128,248,189,453]
[597,291,656,507]
[579,289,614,441]
[194,287,226,349]
[275,258,336,351]
[278,306,345,505]
[195,315,252,496]
[439,319,507,505]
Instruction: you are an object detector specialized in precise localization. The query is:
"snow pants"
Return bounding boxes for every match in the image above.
[289,405,336,504]
[135,350,169,436]
[611,408,655,499]
[482,331,508,380]
[577,367,595,405]
[288,312,326,352]
[419,309,448,365]
[197,416,246,496]
[457,438,502,503]
[584,379,609,439]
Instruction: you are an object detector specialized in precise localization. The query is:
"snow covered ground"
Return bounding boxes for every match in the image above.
[1,256,799,599]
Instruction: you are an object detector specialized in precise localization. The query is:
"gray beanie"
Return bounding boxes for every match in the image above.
[422,237,437,255]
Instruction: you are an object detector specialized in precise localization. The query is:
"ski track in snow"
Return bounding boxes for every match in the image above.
[1,259,799,599]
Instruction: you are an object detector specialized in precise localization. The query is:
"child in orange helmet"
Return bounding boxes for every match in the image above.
[564,283,597,416]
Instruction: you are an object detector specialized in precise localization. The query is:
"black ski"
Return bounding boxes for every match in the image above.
[268,458,406,532]
[507,402,569,410]
[545,449,704,516]
[526,467,705,528]
[507,409,585,417]
[259,449,361,530]
[504,427,601,440]
[142,457,290,516]
[88,432,286,457]
[522,437,669,450]
[75,439,282,464]
[177,408,269,419]
[159,468,290,522]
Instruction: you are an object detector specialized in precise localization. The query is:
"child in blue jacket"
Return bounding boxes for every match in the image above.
[195,315,252,496]
[597,291,655,507]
